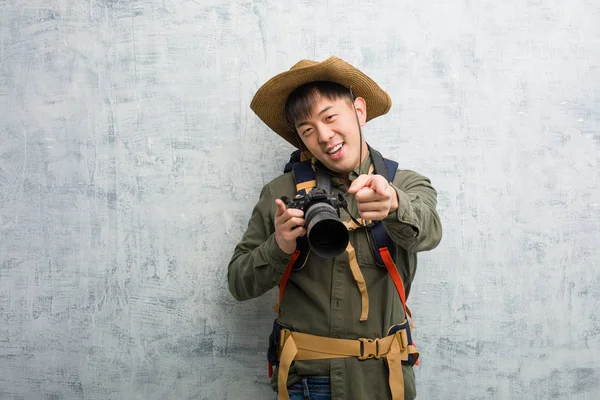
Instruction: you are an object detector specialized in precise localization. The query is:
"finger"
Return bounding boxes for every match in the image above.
[358,211,386,221]
[279,222,306,241]
[356,181,392,202]
[290,226,307,239]
[355,187,379,203]
[368,175,390,196]
[275,204,305,220]
[284,208,305,218]
[275,200,305,218]
[358,201,386,213]
[348,174,373,194]
[281,217,306,231]
[275,199,287,217]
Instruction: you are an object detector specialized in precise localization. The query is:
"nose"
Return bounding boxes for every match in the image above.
[317,124,334,144]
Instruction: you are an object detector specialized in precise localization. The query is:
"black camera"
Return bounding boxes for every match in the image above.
[281,188,349,258]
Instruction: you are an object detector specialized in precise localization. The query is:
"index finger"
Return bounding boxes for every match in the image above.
[348,174,372,194]
[369,175,390,196]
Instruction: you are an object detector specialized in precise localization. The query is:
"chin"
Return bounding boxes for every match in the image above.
[330,165,353,175]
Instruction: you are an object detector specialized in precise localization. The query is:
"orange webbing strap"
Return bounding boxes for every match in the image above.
[277,329,417,400]
[274,250,301,313]
[379,247,407,314]
[346,242,369,321]
[342,218,371,230]
[296,180,316,193]
[386,331,407,400]
[342,219,372,322]
[380,248,420,365]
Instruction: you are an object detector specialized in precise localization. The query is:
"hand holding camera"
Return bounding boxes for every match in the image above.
[274,199,306,255]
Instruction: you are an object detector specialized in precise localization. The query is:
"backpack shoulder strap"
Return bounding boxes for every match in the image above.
[366,144,400,264]
[365,146,408,314]
[275,161,318,314]
[368,143,398,182]
[284,150,313,174]
[283,150,301,173]
[292,161,317,195]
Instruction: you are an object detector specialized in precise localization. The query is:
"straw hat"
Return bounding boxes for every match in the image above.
[250,56,392,148]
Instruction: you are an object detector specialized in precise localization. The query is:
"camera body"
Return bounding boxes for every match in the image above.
[283,188,340,215]
[281,188,348,258]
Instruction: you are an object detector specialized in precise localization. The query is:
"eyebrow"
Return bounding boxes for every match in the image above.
[295,105,335,129]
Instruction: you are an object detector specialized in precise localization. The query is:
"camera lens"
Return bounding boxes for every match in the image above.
[304,202,349,258]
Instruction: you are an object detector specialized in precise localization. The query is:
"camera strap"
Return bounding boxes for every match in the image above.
[315,167,331,193]
[367,144,390,182]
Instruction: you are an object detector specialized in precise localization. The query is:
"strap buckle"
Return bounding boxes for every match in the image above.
[358,338,380,360]
[278,329,292,357]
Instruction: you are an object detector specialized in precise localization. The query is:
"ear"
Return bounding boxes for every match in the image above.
[353,97,367,126]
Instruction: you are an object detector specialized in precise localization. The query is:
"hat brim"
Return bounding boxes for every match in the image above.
[250,56,392,148]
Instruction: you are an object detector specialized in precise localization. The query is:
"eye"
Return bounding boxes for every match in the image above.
[325,114,337,122]
[302,127,313,136]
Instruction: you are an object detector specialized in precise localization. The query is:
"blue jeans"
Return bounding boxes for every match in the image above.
[277,376,331,400]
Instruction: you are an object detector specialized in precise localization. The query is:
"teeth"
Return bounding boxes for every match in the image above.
[327,144,343,154]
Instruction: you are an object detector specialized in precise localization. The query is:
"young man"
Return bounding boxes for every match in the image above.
[228,57,442,400]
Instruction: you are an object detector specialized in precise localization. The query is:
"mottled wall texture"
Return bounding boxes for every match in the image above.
[0,0,599,399]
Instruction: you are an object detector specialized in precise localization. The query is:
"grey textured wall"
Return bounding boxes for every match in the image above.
[1,0,599,399]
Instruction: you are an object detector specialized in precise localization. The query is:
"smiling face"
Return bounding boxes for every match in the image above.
[284,82,368,176]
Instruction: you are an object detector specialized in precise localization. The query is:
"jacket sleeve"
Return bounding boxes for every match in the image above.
[227,183,293,301]
[382,169,443,253]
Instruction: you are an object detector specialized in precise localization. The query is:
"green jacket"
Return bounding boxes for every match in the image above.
[228,154,442,400]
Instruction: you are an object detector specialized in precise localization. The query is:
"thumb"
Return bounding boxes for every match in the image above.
[275,199,287,217]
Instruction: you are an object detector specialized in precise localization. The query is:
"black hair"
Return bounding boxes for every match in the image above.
[284,81,354,130]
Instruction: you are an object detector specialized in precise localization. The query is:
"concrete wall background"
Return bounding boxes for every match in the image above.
[1,0,599,399]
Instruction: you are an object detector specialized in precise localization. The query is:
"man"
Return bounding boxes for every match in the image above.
[228,56,442,400]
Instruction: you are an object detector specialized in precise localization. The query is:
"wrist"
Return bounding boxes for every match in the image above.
[275,235,295,255]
